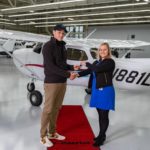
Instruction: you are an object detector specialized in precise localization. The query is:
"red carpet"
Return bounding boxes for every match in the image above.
[48,105,100,150]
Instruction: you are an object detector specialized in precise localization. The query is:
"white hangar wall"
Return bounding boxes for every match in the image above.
[87,24,150,58]
[88,24,150,42]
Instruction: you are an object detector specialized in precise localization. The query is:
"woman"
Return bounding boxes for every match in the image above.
[77,42,115,147]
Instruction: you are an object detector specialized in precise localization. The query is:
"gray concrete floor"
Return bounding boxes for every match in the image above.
[0,57,150,150]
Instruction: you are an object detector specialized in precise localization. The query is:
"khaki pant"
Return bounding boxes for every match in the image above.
[40,83,66,138]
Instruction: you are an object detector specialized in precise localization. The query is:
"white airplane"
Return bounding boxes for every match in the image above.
[0,29,150,107]
[0,29,47,57]
[0,38,30,57]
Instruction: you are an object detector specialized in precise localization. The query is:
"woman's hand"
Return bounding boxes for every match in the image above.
[73,65,80,71]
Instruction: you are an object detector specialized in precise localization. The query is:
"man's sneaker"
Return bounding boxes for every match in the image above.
[48,133,66,140]
[40,136,53,147]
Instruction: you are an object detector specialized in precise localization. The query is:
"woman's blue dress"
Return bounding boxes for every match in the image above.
[90,72,115,111]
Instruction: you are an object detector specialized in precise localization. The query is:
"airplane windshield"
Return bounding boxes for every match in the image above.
[67,48,88,61]
[90,48,97,59]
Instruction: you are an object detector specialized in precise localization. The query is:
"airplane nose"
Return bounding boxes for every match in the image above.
[13,48,33,67]
[13,48,25,60]
[13,48,34,67]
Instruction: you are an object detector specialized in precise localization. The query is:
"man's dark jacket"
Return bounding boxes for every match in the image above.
[42,37,73,83]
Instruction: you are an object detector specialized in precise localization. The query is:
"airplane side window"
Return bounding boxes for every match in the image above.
[90,51,97,59]
[33,43,43,54]
[67,48,88,61]
[111,48,119,58]
[90,48,97,59]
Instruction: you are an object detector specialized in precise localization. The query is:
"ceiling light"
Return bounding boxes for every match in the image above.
[9,2,147,18]
[14,9,150,22]
[1,0,86,12]
[29,21,35,24]
[68,18,74,21]
[29,10,34,13]
[0,22,16,25]
[0,18,10,21]
[19,16,150,26]
[35,20,150,27]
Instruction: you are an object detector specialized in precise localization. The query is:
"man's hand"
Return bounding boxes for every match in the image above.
[70,72,79,80]
[73,65,80,71]
[80,61,86,66]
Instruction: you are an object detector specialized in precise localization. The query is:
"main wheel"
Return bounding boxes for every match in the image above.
[29,90,43,106]
[27,82,35,92]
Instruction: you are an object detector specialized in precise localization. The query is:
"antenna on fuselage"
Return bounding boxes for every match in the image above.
[64,25,76,40]
[85,29,96,39]
[64,30,72,39]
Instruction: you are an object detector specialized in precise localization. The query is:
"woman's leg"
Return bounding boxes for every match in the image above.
[98,108,109,138]
[93,108,109,146]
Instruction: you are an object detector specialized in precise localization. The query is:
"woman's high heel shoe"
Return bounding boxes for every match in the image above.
[93,135,106,147]
[93,136,99,141]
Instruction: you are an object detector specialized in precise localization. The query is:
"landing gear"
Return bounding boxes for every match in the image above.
[27,82,35,92]
[29,90,43,106]
[27,80,43,107]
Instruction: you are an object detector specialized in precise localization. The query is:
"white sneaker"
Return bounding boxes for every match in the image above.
[40,136,53,147]
[48,133,66,140]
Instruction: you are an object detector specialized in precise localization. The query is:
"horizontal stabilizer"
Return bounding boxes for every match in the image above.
[2,39,16,52]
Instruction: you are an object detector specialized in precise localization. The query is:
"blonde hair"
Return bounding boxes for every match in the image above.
[97,42,112,60]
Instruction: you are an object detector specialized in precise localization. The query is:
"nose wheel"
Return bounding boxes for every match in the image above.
[27,82,35,92]
[27,82,43,106]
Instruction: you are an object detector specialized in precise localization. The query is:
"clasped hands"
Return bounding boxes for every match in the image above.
[70,72,79,80]
[69,61,87,80]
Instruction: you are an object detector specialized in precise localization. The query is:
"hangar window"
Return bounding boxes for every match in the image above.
[66,26,84,38]
[67,48,88,61]
[33,42,43,54]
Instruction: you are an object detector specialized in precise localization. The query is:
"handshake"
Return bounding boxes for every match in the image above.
[73,61,87,70]
[69,62,87,80]
[69,72,79,80]
[69,64,80,80]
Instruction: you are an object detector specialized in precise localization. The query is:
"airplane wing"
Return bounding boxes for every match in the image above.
[1,29,150,49]
[66,38,150,48]
[0,29,49,43]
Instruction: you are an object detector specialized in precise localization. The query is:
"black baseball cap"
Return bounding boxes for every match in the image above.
[53,24,68,33]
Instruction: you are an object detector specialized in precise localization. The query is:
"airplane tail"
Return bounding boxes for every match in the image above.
[0,39,16,52]
[2,39,16,52]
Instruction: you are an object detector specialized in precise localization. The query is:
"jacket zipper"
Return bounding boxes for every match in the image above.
[104,73,107,84]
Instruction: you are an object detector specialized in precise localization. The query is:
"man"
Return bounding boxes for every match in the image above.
[40,24,80,147]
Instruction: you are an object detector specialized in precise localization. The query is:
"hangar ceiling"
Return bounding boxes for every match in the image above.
[0,0,150,34]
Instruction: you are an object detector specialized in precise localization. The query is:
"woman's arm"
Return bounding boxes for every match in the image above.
[77,60,98,77]
[86,59,115,73]
[77,68,92,77]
